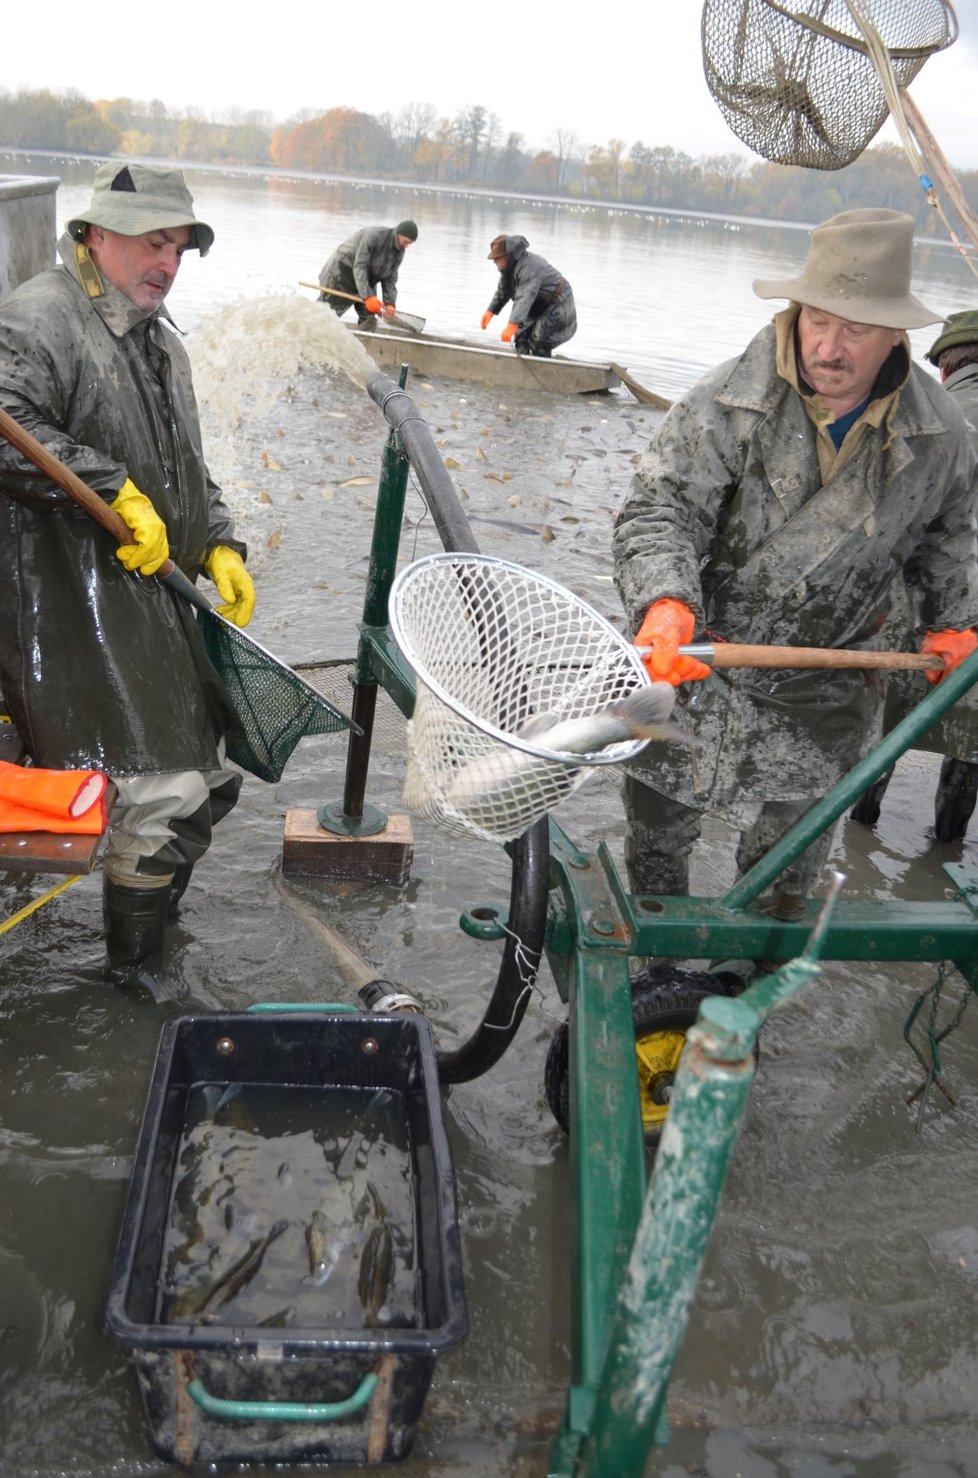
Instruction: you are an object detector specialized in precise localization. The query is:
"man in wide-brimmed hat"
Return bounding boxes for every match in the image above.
[317,220,418,322]
[0,161,254,997]
[613,208,978,941]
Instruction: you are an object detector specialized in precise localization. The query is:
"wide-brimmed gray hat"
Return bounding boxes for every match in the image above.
[67,162,214,256]
[926,308,978,364]
[752,208,939,329]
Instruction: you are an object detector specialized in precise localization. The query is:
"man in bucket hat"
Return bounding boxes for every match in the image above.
[480,233,577,358]
[0,162,254,998]
[851,307,978,842]
[613,208,978,942]
[317,220,417,322]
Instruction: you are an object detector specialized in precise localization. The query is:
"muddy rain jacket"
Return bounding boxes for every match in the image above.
[486,236,576,352]
[613,314,978,825]
[318,225,406,306]
[0,234,242,775]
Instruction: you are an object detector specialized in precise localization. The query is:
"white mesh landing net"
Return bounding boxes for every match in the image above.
[389,554,652,844]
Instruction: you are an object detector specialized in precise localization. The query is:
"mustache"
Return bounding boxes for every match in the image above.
[810,356,851,372]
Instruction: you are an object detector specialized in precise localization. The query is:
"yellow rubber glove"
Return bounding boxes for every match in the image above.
[501,322,519,343]
[204,546,255,628]
[110,480,169,576]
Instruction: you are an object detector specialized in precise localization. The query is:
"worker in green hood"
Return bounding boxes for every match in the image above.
[0,162,254,999]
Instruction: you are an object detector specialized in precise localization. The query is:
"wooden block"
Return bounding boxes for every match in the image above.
[282,809,414,885]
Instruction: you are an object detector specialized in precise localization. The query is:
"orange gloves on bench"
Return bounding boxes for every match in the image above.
[0,761,108,834]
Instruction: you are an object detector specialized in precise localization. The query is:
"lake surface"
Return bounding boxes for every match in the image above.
[1,151,978,1478]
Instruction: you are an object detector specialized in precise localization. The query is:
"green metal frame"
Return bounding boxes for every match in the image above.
[341,399,978,1478]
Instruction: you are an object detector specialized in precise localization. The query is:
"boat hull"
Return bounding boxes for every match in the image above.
[352,326,621,395]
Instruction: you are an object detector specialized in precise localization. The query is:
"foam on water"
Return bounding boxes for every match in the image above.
[186,293,378,429]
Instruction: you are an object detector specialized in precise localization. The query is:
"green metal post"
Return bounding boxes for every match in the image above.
[576,995,757,1476]
[319,376,411,836]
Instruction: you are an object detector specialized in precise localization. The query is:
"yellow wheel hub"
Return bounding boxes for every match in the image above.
[635,1027,687,1134]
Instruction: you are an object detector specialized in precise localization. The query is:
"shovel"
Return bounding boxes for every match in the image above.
[300,282,425,335]
[0,405,359,782]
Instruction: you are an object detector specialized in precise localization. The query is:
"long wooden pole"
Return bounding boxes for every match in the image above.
[898,87,978,253]
[636,642,945,672]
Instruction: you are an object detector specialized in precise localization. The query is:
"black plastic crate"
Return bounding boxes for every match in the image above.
[104,1011,467,1466]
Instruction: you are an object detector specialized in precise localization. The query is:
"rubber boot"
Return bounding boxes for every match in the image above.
[168,863,194,917]
[934,756,978,843]
[103,877,173,1002]
[849,768,894,826]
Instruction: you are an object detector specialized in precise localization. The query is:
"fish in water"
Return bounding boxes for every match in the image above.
[358,1221,394,1327]
[170,1218,289,1322]
[305,1208,344,1286]
[442,683,686,815]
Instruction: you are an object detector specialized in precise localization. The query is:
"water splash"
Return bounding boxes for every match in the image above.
[186,293,377,430]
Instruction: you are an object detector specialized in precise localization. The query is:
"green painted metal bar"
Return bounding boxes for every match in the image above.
[576,886,842,1476]
[358,626,417,718]
[721,648,978,911]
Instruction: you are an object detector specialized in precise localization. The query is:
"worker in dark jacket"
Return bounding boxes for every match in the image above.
[318,221,418,322]
[481,234,577,357]
[0,162,254,998]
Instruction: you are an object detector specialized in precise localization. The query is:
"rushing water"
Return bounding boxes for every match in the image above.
[1,151,978,1477]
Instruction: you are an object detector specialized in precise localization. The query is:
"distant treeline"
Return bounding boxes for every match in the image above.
[3,87,978,230]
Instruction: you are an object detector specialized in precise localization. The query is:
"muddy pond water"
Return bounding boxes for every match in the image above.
[1,153,977,1477]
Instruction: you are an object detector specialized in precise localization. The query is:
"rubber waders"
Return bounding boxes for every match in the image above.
[167,863,194,917]
[103,876,173,1002]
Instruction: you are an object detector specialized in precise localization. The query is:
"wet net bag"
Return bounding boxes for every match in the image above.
[389,553,652,844]
[700,0,957,169]
[198,611,355,784]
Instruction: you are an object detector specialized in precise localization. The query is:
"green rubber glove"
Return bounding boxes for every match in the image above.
[110,479,169,576]
[204,545,255,628]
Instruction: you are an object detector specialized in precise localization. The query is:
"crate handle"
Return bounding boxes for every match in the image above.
[246,1002,358,1013]
[186,1371,378,1422]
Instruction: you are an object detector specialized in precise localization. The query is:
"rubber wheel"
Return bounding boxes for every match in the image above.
[544,965,731,1148]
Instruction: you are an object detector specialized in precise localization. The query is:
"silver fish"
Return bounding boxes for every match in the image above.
[170,1217,289,1321]
[305,1208,343,1286]
[357,1221,394,1327]
[443,684,685,812]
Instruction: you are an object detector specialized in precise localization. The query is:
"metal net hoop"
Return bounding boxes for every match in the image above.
[389,553,651,844]
[701,0,958,169]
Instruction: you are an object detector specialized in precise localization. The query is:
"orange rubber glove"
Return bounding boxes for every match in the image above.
[481,311,494,330]
[382,303,396,320]
[501,322,519,343]
[920,627,978,685]
[635,598,711,687]
[363,295,383,315]
[110,479,169,576]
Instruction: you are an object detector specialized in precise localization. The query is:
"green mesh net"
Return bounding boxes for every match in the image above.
[198,610,355,783]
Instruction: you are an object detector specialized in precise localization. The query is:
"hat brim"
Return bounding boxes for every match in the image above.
[67,209,214,257]
[752,275,941,330]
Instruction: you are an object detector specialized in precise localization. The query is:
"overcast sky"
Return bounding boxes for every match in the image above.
[8,2,978,170]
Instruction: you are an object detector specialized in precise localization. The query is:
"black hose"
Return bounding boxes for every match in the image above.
[367,369,551,1084]
[367,372,479,553]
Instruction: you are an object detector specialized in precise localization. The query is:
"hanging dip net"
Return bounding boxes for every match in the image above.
[700,0,958,170]
[389,554,655,844]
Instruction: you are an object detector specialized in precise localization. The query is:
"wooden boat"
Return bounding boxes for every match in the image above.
[351,323,622,395]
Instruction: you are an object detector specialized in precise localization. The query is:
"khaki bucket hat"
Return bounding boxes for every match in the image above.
[925,308,978,365]
[752,208,939,329]
[487,234,509,261]
[67,162,215,256]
